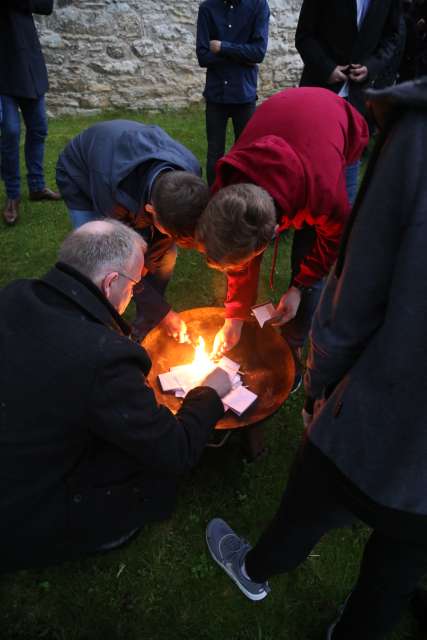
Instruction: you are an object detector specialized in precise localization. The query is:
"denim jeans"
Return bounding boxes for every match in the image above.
[68,207,176,339]
[206,101,256,186]
[0,94,48,199]
[68,208,101,228]
[345,160,361,207]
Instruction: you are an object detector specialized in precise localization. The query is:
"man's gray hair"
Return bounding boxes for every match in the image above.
[58,219,147,281]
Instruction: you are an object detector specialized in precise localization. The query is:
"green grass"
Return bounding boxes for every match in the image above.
[0,108,421,640]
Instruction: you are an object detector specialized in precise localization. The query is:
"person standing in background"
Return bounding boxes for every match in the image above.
[295,0,402,205]
[400,0,427,80]
[196,0,270,186]
[0,0,60,227]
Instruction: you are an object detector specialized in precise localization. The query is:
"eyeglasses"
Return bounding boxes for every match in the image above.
[117,272,143,291]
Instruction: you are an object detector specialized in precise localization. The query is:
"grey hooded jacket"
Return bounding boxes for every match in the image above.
[305,77,427,518]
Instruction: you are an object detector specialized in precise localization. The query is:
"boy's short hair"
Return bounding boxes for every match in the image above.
[151,171,210,241]
[195,184,276,268]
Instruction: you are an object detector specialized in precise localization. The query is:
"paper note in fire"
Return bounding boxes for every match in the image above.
[158,355,257,416]
[251,301,276,328]
[158,371,181,392]
[222,387,257,416]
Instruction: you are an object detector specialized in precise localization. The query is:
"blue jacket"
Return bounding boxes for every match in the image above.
[196,0,270,104]
[56,119,201,218]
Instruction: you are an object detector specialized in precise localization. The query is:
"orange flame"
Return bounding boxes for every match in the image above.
[192,336,215,379]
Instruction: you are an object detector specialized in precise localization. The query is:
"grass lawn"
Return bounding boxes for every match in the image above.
[0,107,421,640]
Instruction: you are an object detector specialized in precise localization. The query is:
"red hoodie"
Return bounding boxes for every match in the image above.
[211,87,369,319]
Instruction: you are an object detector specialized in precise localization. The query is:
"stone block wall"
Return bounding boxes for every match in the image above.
[36,0,303,116]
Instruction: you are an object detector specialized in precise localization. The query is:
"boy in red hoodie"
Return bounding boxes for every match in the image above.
[195,87,369,374]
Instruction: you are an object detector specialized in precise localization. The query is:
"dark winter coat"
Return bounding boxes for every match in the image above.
[305,78,427,527]
[0,264,223,571]
[0,0,53,99]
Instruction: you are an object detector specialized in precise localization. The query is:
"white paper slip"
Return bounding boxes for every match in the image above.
[158,372,180,392]
[251,301,276,328]
[175,389,186,398]
[218,356,240,376]
[222,386,257,416]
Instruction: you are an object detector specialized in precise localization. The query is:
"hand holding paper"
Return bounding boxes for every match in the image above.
[270,287,302,326]
[251,301,276,328]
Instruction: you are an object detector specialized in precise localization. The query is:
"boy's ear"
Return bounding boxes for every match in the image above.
[145,203,156,215]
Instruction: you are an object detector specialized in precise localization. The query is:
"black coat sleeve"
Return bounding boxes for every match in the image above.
[295,0,337,83]
[362,0,402,80]
[89,342,225,476]
[305,110,426,400]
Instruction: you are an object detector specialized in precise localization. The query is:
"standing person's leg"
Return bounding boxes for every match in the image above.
[206,442,356,598]
[132,230,177,340]
[230,102,256,141]
[244,444,355,582]
[280,226,324,390]
[0,95,21,199]
[20,95,60,201]
[331,531,427,640]
[206,102,229,186]
[20,95,47,194]
[345,160,361,207]
[0,95,22,224]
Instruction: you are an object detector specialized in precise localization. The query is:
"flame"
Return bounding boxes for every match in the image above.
[192,336,215,379]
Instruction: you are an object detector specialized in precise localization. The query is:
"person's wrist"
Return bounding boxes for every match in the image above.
[290,282,313,295]
[225,318,243,327]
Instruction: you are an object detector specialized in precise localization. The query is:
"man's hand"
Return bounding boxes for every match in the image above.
[200,367,232,398]
[270,287,302,327]
[327,65,349,84]
[160,310,189,343]
[348,64,368,83]
[212,319,243,358]
[210,40,222,54]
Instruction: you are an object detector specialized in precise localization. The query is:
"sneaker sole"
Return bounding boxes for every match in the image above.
[205,529,269,602]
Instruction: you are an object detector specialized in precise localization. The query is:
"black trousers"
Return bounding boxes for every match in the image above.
[205,101,256,186]
[245,442,427,640]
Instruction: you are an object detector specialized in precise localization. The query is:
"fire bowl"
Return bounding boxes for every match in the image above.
[143,307,295,430]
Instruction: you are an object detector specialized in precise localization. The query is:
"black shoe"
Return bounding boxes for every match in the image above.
[3,198,20,225]
[29,187,61,201]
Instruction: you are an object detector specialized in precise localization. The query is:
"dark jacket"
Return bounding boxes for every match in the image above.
[56,119,201,222]
[400,0,427,80]
[196,0,270,104]
[295,0,402,114]
[211,88,368,319]
[0,263,224,571]
[305,78,427,526]
[0,0,53,99]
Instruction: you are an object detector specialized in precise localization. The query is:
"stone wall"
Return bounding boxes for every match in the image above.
[36,0,303,116]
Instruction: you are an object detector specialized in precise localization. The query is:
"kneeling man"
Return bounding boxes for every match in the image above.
[0,220,230,572]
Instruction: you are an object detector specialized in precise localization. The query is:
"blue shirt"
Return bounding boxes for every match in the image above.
[196,0,270,104]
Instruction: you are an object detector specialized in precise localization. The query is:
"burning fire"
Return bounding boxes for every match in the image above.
[191,336,215,380]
